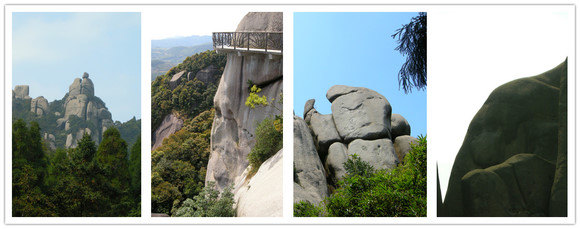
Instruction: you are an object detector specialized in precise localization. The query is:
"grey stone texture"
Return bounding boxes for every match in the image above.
[391,113,411,140]
[294,116,328,204]
[328,85,392,142]
[206,12,283,192]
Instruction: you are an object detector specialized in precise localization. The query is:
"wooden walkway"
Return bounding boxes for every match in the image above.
[213,32,282,56]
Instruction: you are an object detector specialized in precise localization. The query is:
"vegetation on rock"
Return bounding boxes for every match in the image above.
[245,85,283,174]
[151,50,226,130]
[294,135,427,217]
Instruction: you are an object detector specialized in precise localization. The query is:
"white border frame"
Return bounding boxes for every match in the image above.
[1,1,576,225]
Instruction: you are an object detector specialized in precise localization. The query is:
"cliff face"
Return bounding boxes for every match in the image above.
[294,85,418,204]
[204,12,283,217]
[440,60,567,217]
[205,12,283,191]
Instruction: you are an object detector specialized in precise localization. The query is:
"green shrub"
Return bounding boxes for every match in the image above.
[294,201,324,217]
[172,182,235,217]
[247,117,283,174]
[295,135,427,217]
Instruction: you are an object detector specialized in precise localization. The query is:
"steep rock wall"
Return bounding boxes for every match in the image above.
[206,12,283,191]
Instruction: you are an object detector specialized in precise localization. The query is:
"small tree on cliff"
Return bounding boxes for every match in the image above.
[392,12,427,93]
[245,85,283,174]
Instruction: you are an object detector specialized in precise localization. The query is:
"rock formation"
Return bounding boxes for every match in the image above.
[13,85,31,100]
[151,114,183,151]
[169,70,187,90]
[13,72,115,149]
[57,73,113,148]
[30,96,49,116]
[294,85,419,204]
[206,12,283,190]
[439,59,567,217]
[205,12,283,216]
[193,65,219,84]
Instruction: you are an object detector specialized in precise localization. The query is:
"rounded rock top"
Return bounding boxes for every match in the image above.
[236,12,282,32]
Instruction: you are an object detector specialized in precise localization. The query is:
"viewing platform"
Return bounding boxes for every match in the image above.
[212,32,283,57]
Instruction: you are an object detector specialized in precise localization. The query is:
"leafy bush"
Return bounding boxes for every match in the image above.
[247,117,283,174]
[294,201,324,217]
[172,182,235,217]
[294,135,427,217]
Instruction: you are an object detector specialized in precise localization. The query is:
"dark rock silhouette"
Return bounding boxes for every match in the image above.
[439,59,567,217]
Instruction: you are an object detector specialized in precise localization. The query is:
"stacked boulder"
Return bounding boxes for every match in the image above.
[294,85,418,204]
[57,72,114,148]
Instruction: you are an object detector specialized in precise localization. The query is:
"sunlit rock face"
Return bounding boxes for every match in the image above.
[205,12,283,217]
[206,12,283,191]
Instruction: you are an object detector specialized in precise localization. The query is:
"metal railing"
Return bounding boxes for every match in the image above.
[212,32,283,54]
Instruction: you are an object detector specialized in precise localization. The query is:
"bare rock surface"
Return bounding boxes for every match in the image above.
[294,116,328,204]
[31,96,49,116]
[325,142,348,182]
[151,114,183,151]
[309,112,341,154]
[13,85,31,100]
[234,149,283,217]
[391,113,411,139]
[347,138,399,171]
[394,135,418,162]
[328,85,392,142]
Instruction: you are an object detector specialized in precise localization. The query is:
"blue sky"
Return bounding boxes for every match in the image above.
[294,12,426,137]
[12,12,141,122]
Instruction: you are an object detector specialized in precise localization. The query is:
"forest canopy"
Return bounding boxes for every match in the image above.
[12,120,141,217]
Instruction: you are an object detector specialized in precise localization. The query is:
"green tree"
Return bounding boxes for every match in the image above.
[247,117,283,174]
[46,148,79,216]
[12,120,53,217]
[129,137,141,194]
[68,133,107,216]
[151,110,214,215]
[392,12,427,93]
[97,127,132,216]
[129,135,141,216]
